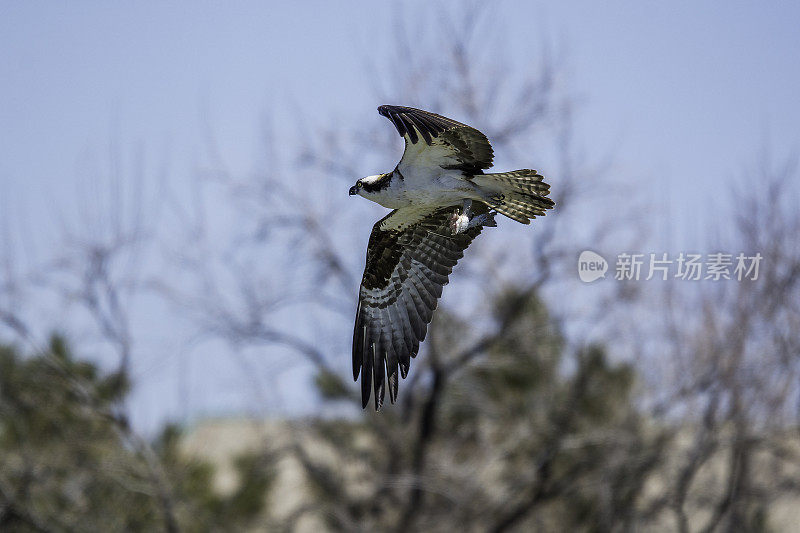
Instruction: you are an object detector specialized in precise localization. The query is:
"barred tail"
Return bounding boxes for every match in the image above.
[473,169,555,224]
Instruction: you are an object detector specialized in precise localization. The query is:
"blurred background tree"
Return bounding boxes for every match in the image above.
[0,336,274,532]
[299,288,666,531]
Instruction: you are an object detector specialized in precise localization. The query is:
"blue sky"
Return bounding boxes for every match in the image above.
[2,1,799,429]
[4,2,799,243]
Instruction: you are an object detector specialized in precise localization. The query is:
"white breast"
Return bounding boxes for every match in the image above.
[400,168,475,205]
[363,168,476,209]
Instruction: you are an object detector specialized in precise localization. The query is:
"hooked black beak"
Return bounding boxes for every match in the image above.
[349,185,359,196]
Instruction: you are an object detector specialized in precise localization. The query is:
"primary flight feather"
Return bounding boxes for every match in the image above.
[350,105,554,410]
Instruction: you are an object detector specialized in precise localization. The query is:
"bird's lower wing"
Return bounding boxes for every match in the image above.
[354,204,492,410]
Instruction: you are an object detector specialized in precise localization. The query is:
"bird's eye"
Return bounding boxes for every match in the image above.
[356,180,362,187]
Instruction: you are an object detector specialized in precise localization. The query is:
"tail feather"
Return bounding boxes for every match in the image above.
[492,203,531,224]
[473,169,555,224]
[480,169,552,196]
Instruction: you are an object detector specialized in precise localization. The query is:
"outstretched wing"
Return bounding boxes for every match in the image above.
[354,204,493,409]
[378,105,494,175]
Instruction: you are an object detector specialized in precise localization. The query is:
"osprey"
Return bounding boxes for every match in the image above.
[350,105,554,409]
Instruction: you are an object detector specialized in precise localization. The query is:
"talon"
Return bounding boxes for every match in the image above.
[468,212,497,229]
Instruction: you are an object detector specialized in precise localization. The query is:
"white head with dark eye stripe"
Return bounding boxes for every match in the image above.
[349,172,392,197]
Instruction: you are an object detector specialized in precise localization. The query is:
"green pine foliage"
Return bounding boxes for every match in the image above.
[0,336,273,532]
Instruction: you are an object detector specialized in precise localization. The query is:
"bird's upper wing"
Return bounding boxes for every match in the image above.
[378,105,494,175]
[353,203,492,410]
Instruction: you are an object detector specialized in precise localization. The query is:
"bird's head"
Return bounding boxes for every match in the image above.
[348,179,364,197]
[349,173,389,197]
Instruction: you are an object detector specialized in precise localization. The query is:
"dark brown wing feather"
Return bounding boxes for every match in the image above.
[378,105,494,173]
[353,204,493,409]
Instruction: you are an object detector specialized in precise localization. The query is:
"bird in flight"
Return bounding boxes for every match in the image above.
[350,105,554,409]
